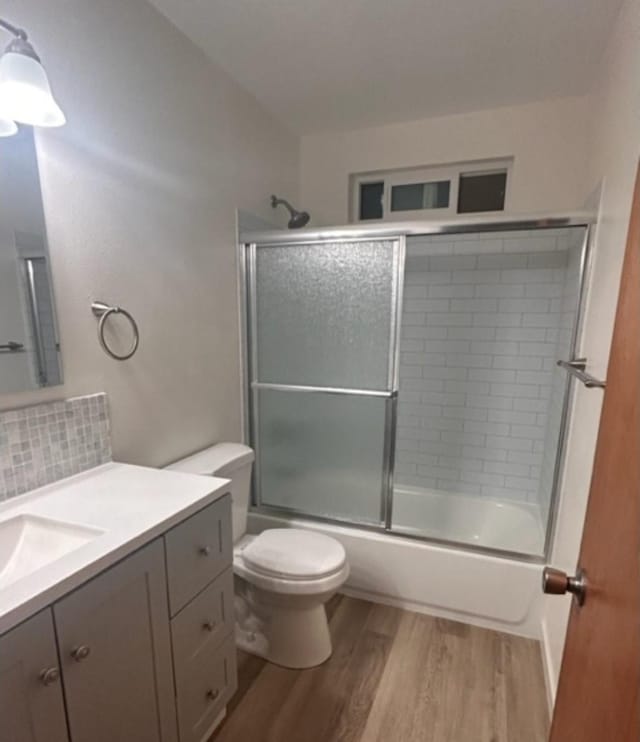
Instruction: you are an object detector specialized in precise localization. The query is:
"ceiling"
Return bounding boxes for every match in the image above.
[148,0,622,134]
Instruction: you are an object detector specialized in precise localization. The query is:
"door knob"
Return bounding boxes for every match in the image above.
[542,567,587,606]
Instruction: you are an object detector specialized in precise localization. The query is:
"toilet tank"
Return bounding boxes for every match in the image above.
[165,443,255,542]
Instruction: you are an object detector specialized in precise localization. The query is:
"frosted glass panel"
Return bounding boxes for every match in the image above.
[255,240,396,389]
[256,389,387,524]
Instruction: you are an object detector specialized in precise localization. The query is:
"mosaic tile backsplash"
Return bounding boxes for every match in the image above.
[0,393,112,500]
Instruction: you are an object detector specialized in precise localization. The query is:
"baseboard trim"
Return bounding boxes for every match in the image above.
[540,616,556,712]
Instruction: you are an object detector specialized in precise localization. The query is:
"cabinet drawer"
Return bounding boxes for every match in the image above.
[175,633,237,742]
[171,567,234,679]
[165,495,232,615]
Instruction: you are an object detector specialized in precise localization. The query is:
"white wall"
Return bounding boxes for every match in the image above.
[300,96,591,226]
[0,0,299,465]
[541,0,640,703]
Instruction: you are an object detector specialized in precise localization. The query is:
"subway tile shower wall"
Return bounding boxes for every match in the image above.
[0,393,112,500]
[395,229,583,509]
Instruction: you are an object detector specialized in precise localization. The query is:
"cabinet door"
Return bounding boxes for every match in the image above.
[54,540,177,742]
[0,609,69,742]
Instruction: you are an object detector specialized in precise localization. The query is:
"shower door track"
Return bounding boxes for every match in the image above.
[240,212,594,246]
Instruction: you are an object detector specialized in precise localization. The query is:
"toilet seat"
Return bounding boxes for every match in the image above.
[242,529,346,580]
[234,530,349,595]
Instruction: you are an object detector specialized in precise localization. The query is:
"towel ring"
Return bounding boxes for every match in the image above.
[91,301,139,361]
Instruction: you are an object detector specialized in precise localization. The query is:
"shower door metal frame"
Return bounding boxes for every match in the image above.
[240,213,594,246]
[240,213,595,563]
[541,223,593,559]
[243,235,405,529]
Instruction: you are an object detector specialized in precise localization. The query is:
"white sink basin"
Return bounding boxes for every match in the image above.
[0,514,103,590]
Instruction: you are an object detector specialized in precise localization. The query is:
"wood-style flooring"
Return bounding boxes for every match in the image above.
[212,595,549,742]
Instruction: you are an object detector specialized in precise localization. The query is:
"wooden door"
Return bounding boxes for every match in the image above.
[0,609,69,742]
[549,166,640,740]
[54,539,178,742]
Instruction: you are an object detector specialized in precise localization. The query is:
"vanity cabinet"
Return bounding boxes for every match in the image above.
[0,494,236,742]
[165,496,237,742]
[54,539,177,742]
[0,609,69,742]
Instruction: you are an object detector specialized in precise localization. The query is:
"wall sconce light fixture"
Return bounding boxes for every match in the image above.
[0,18,65,136]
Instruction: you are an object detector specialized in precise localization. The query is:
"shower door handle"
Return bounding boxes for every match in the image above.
[542,566,587,606]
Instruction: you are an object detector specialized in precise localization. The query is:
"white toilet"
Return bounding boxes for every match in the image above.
[166,443,349,669]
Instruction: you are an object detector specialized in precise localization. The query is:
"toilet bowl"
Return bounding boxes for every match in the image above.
[234,529,349,667]
[165,444,349,668]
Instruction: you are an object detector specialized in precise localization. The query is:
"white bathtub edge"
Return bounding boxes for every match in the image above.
[340,585,538,640]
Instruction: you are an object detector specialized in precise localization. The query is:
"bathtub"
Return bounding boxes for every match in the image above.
[392,485,545,555]
[248,505,544,639]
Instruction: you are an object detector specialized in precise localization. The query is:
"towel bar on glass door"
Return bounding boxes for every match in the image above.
[557,358,606,389]
[91,301,139,361]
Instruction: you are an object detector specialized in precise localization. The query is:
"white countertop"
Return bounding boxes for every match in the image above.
[0,462,230,635]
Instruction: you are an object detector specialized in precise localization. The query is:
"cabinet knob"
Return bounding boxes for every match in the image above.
[202,620,216,633]
[71,645,91,662]
[206,688,220,702]
[198,545,211,557]
[39,667,60,686]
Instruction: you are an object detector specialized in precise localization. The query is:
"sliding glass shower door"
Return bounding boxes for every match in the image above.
[246,238,403,525]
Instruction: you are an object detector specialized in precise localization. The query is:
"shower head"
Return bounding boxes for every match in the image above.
[270,194,310,229]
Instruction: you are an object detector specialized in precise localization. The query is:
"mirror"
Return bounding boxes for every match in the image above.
[0,126,62,393]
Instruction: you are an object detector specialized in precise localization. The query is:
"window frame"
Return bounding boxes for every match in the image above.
[350,158,513,223]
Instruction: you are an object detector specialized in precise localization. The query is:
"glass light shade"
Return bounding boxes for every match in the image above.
[0,52,65,127]
[0,115,17,136]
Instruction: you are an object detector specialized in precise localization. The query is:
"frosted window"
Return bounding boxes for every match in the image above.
[254,240,396,390]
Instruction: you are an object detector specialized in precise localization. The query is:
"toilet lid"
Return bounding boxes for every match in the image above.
[241,529,346,580]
